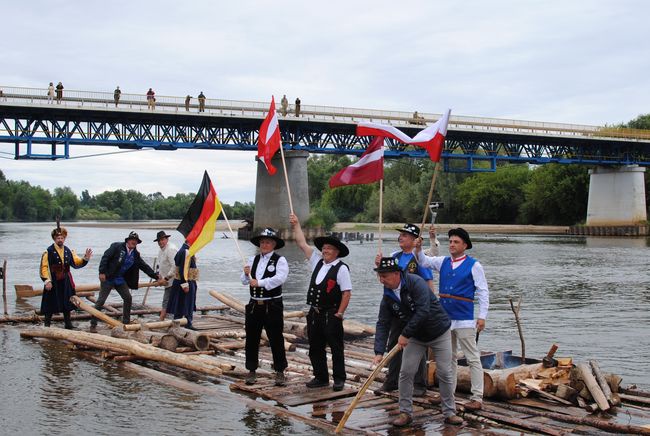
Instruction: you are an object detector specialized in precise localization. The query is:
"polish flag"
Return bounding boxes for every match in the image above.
[356,109,451,162]
[329,136,384,188]
[258,96,282,175]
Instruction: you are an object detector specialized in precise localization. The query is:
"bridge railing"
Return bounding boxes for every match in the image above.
[1,85,649,142]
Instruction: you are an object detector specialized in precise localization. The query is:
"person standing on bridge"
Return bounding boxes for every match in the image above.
[147,88,155,110]
[47,82,55,103]
[290,213,351,392]
[185,95,191,111]
[198,92,206,112]
[113,86,121,107]
[240,228,289,387]
[294,97,301,117]
[415,227,489,411]
[280,95,288,116]
[91,231,160,331]
[40,223,93,329]
[55,82,64,104]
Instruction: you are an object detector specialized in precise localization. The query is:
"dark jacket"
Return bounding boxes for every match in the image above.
[374,272,450,355]
[98,242,157,289]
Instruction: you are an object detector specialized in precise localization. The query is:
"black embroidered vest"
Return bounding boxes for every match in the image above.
[250,252,282,298]
[306,260,347,309]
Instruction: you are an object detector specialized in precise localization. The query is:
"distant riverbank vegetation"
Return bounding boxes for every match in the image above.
[1,114,648,226]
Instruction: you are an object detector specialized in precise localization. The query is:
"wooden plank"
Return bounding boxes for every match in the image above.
[509,398,589,417]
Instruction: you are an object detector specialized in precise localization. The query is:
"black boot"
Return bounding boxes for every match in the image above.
[63,311,75,330]
[44,313,52,327]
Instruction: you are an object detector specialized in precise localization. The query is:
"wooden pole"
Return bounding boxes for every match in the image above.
[218,199,247,268]
[378,179,383,255]
[508,296,525,363]
[577,363,610,411]
[142,258,157,306]
[123,318,188,331]
[2,259,7,315]
[70,295,123,328]
[335,344,401,433]
[589,360,620,406]
[278,142,295,215]
[419,162,441,231]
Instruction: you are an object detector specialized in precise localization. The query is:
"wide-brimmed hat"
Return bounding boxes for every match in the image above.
[314,235,349,258]
[125,231,142,244]
[153,230,171,242]
[448,227,472,249]
[395,223,421,238]
[250,228,285,249]
[374,257,401,273]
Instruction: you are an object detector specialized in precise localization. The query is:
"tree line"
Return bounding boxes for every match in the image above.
[0,170,254,222]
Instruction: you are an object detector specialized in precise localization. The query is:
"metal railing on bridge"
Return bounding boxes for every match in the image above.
[2,85,649,142]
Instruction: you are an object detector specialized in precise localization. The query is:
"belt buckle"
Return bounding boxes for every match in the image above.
[256,300,265,305]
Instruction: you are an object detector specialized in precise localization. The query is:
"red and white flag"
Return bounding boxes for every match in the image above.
[257,96,282,175]
[356,109,451,162]
[329,136,384,188]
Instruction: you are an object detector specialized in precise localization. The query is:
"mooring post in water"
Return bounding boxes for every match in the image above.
[509,296,525,364]
[2,259,7,315]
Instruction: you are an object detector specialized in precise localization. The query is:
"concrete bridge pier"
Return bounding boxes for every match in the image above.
[586,165,647,226]
[253,150,310,237]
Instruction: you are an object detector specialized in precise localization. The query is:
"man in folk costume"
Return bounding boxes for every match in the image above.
[373,257,462,427]
[240,228,289,386]
[416,227,489,411]
[374,223,433,395]
[166,241,199,329]
[92,231,159,330]
[40,223,92,329]
[154,231,177,321]
[290,213,351,392]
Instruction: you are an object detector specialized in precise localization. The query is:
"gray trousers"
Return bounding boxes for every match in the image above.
[399,328,456,417]
[451,327,484,401]
[162,286,173,310]
[91,281,132,326]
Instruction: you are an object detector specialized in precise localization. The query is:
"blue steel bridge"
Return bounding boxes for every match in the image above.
[0,85,649,172]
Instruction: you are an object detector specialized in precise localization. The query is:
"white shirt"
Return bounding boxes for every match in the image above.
[309,251,352,292]
[388,283,401,301]
[241,251,289,291]
[156,242,178,286]
[417,251,489,330]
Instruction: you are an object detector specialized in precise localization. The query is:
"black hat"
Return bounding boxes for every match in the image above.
[395,223,421,238]
[448,227,472,249]
[250,228,285,249]
[314,235,349,258]
[153,230,171,242]
[125,231,142,244]
[374,257,401,273]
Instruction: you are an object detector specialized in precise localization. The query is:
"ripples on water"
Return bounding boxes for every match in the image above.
[0,223,648,434]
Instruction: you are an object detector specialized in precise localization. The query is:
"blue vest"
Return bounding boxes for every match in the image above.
[394,252,433,281]
[439,256,476,320]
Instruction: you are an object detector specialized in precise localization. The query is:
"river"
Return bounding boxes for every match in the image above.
[1,222,649,435]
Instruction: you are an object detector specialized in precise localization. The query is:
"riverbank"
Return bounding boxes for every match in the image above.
[63,220,569,235]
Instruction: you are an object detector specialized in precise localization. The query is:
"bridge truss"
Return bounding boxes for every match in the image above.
[1,104,649,172]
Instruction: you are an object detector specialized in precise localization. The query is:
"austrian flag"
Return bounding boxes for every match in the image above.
[258,97,282,175]
[328,136,384,188]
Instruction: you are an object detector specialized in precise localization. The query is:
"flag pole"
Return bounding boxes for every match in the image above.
[419,162,441,231]
[218,199,248,268]
[278,143,295,215]
[378,178,383,255]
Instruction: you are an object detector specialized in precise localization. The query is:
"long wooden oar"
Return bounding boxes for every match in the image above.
[335,344,401,433]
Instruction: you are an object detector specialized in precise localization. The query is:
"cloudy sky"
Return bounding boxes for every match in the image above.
[1,0,649,203]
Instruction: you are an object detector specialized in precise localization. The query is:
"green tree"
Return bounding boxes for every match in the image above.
[53,187,79,220]
[519,164,589,225]
[455,164,530,224]
[626,113,650,130]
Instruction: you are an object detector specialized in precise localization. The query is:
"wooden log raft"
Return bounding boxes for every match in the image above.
[110,328,179,351]
[15,281,164,298]
[169,326,211,351]
[20,327,226,377]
